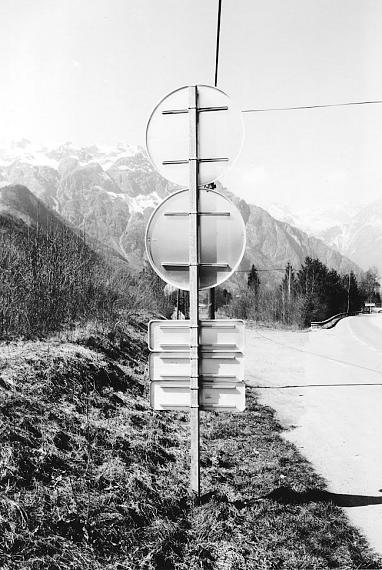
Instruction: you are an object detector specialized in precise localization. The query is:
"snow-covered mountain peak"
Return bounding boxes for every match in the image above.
[0,140,144,172]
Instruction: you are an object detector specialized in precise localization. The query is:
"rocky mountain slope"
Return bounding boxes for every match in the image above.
[261,199,381,276]
[0,183,127,270]
[241,202,358,278]
[0,140,359,279]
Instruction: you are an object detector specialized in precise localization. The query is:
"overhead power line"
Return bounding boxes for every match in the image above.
[212,1,382,114]
[236,268,285,272]
[242,99,382,113]
[214,0,222,87]
[252,383,382,389]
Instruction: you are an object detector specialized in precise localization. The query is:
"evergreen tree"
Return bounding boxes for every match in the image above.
[247,264,260,293]
[296,257,348,325]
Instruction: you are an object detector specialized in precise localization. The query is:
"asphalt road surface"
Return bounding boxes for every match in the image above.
[245,314,382,555]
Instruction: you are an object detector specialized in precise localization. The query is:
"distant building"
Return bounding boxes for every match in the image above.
[364,302,381,313]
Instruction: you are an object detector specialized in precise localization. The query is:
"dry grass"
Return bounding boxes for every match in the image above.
[0,322,381,569]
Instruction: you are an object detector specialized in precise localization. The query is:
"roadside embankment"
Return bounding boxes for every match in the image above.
[0,321,381,569]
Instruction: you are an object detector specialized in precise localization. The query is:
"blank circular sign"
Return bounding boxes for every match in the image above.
[146,85,244,187]
[145,189,246,290]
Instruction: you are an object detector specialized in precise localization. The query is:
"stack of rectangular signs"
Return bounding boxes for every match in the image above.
[148,320,245,411]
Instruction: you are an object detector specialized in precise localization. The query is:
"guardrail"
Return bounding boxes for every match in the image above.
[311,311,362,330]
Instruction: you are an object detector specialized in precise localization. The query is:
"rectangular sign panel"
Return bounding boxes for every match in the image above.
[150,380,246,412]
[149,351,244,382]
[148,319,245,352]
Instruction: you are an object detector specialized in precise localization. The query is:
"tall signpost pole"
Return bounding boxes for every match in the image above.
[146,84,245,498]
[188,85,200,499]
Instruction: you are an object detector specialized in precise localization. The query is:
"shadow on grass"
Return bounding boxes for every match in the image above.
[197,487,382,510]
[258,486,382,508]
[194,487,382,510]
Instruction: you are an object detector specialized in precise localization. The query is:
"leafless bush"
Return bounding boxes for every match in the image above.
[0,219,172,339]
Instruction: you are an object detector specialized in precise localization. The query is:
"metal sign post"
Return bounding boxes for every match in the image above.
[145,84,245,499]
[188,85,200,499]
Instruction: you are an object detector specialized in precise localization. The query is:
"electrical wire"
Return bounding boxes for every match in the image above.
[214,0,222,87]
[242,99,382,113]
[236,268,285,273]
[212,0,382,113]
[209,1,382,389]
[250,383,382,389]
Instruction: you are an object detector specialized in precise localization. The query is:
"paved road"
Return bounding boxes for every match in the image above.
[245,315,382,555]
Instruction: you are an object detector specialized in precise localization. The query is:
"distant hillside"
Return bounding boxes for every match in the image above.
[0,184,104,337]
[0,183,127,269]
[0,183,67,232]
[244,203,359,277]
[0,141,361,279]
[0,183,175,338]
[219,189,359,284]
[259,199,381,277]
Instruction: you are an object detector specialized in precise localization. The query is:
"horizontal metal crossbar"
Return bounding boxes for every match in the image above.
[199,343,237,348]
[162,106,229,115]
[161,262,230,269]
[159,325,187,329]
[201,323,237,328]
[160,344,189,349]
[164,211,230,216]
[155,375,239,381]
[159,375,189,380]
[162,157,229,165]
[203,355,238,360]
[158,344,240,351]
[159,355,189,360]
[201,374,237,377]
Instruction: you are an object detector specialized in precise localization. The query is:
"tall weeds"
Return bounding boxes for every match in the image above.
[0,217,174,339]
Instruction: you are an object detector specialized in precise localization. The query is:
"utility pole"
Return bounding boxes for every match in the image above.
[208,288,215,319]
[288,263,292,303]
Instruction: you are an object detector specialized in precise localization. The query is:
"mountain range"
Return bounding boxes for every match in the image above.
[318,200,382,275]
[0,140,363,283]
[261,200,382,276]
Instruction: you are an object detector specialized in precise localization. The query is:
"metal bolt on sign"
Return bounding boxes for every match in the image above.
[145,85,245,500]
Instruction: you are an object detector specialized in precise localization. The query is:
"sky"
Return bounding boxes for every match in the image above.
[1,0,382,210]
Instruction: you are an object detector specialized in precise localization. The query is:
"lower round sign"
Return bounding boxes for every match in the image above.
[145,188,246,290]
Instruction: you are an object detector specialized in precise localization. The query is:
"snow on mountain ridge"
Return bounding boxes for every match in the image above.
[0,140,372,274]
[259,200,361,237]
[106,190,161,214]
[0,140,144,171]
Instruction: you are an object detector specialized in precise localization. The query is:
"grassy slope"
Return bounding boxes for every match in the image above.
[0,322,381,570]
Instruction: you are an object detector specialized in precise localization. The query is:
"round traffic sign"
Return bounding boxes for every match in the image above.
[146,85,244,187]
[145,188,246,290]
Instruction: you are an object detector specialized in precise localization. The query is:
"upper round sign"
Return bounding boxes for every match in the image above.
[145,188,246,291]
[146,85,244,187]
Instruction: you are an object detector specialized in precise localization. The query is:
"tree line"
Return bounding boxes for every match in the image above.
[226,257,381,327]
[1,215,380,339]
